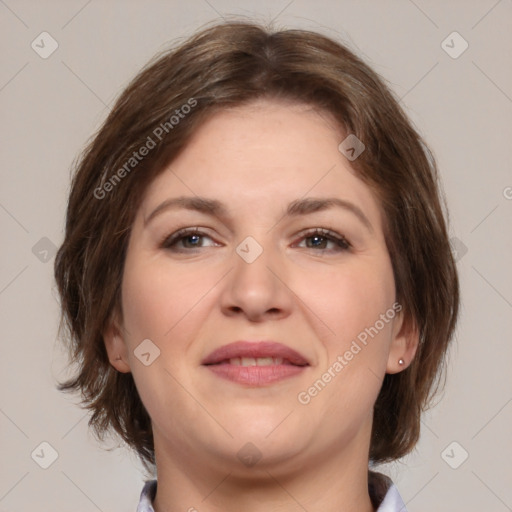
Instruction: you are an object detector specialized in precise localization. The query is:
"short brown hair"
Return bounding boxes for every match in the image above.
[54,20,459,472]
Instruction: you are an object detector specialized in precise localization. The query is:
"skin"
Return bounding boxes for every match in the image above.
[104,99,418,512]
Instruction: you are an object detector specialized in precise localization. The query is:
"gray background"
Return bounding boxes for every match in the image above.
[1,0,511,511]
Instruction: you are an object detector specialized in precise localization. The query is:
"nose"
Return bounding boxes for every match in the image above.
[219,241,294,323]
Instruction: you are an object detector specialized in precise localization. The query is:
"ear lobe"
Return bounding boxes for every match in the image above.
[103,311,131,374]
[386,309,419,375]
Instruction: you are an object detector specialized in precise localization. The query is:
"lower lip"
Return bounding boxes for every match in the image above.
[204,363,307,385]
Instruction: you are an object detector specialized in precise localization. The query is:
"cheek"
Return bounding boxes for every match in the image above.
[301,257,396,408]
[119,258,209,431]
[121,256,211,342]
[298,256,396,415]
[298,256,396,341]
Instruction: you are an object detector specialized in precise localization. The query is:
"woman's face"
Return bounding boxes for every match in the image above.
[106,99,414,474]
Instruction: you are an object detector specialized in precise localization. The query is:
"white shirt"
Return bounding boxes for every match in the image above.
[136,471,407,511]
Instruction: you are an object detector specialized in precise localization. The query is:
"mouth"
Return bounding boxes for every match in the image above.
[201,341,310,386]
[213,356,303,366]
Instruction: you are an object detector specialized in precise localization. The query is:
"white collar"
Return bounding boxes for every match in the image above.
[369,470,408,511]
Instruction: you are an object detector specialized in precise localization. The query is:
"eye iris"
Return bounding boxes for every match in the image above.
[308,235,326,248]
[184,234,201,247]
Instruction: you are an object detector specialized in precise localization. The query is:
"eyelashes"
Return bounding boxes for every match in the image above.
[160,227,218,251]
[293,227,351,251]
[160,227,351,253]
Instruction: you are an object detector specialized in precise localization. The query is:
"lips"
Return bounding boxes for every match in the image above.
[201,341,310,367]
[202,341,310,386]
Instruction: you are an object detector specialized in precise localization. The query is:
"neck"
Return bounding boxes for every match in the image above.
[151,427,375,512]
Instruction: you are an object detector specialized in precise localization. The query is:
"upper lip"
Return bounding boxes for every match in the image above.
[201,341,310,366]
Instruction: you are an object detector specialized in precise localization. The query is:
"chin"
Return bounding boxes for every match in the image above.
[223,404,299,437]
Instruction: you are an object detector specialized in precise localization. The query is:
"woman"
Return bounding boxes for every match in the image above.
[54,20,459,511]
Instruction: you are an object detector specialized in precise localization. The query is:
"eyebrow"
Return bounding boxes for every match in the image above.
[144,195,373,232]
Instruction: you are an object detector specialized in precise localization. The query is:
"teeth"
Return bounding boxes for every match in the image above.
[228,357,285,366]
[256,357,275,366]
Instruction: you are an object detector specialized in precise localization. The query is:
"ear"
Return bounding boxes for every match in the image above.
[103,307,131,374]
[386,306,419,374]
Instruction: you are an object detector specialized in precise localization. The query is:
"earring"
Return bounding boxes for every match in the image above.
[398,358,405,365]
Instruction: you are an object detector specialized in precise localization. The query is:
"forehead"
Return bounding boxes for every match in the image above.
[138,99,383,228]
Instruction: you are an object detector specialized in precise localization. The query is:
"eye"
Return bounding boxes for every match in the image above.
[294,228,351,252]
[160,227,220,252]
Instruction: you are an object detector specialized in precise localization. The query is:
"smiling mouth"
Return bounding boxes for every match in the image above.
[202,342,310,386]
[204,362,308,386]
[210,357,308,367]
